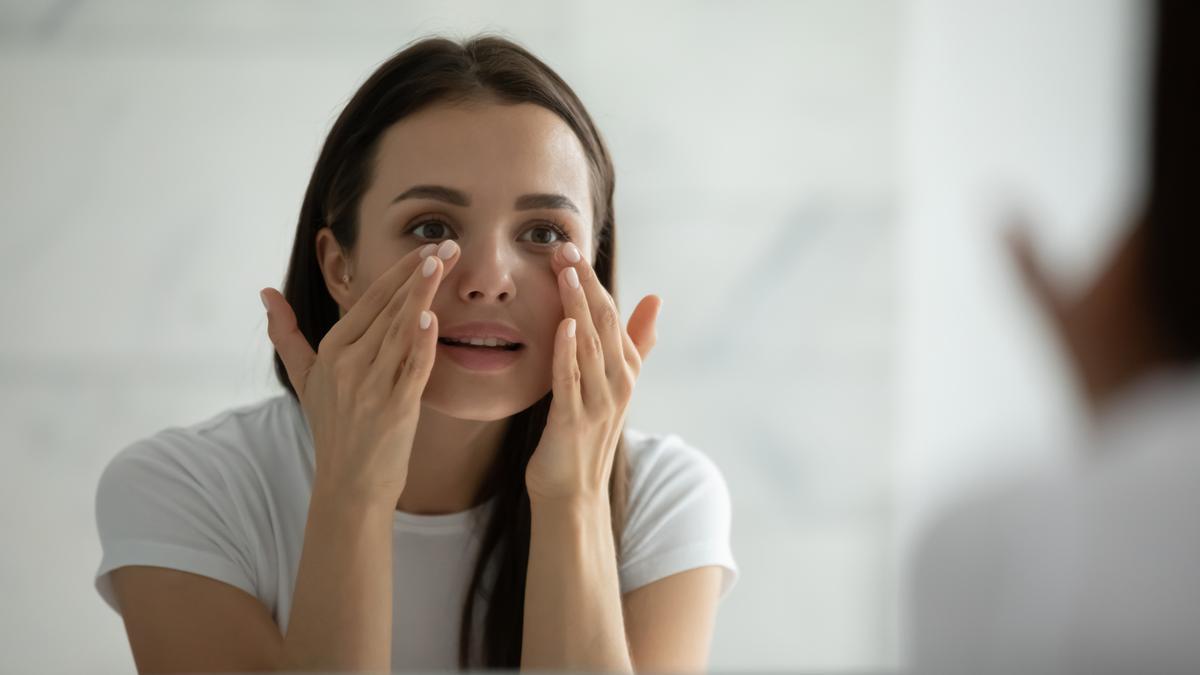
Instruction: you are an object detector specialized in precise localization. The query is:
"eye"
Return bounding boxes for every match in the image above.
[407,218,456,241]
[521,221,571,246]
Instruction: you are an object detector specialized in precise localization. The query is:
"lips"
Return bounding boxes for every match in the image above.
[437,341,524,371]
[435,320,526,372]
[437,321,525,346]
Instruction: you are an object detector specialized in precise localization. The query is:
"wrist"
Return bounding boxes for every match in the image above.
[311,476,401,516]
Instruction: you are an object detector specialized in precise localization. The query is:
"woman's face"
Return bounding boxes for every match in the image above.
[349,100,595,421]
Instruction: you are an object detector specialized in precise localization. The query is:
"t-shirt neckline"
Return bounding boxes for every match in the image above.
[283,392,497,534]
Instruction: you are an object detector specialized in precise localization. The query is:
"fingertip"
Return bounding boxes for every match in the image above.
[565,317,576,338]
[420,310,433,331]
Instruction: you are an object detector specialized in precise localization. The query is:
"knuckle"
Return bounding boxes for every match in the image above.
[556,364,582,388]
[596,303,620,331]
[617,371,635,399]
[365,283,391,307]
[386,312,405,340]
[628,351,643,376]
[583,332,603,358]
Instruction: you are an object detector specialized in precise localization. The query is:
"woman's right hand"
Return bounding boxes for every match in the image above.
[261,240,460,505]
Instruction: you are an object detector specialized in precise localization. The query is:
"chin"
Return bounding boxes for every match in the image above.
[420,379,548,422]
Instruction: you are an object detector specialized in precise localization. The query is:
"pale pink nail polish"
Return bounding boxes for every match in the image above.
[420,244,438,257]
[565,267,580,288]
[563,242,581,263]
[422,256,438,277]
[566,318,576,338]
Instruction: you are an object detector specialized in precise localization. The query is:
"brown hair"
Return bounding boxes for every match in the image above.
[270,35,630,667]
[1143,0,1200,363]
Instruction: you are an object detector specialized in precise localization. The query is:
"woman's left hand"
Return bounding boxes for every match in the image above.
[525,241,661,504]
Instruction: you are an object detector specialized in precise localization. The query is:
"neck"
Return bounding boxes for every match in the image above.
[395,405,510,515]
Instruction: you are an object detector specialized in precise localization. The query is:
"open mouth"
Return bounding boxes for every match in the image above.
[437,338,524,352]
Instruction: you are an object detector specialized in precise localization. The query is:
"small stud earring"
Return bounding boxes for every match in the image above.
[342,274,350,283]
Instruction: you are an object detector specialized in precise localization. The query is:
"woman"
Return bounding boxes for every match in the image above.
[94,36,737,673]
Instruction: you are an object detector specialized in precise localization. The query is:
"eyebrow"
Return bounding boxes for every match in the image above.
[514,193,580,215]
[390,185,580,215]
[391,185,470,207]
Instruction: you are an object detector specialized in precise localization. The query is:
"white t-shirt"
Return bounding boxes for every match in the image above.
[909,367,1200,674]
[94,393,738,670]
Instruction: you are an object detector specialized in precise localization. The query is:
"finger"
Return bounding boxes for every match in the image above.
[550,317,582,412]
[1005,225,1066,326]
[625,294,661,367]
[371,252,447,392]
[324,240,455,349]
[555,242,626,383]
[262,287,317,397]
[557,263,608,408]
[386,309,439,411]
[354,240,459,365]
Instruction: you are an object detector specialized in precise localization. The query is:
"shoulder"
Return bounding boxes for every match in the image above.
[623,427,729,504]
[908,467,1080,670]
[98,393,303,493]
[618,428,737,596]
[93,394,301,614]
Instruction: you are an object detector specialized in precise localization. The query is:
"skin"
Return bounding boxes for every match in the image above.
[312,99,723,670]
[1007,213,1174,415]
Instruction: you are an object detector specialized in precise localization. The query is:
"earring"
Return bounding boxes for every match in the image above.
[342,274,351,283]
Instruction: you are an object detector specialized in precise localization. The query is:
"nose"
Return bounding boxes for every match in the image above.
[450,232,518,304]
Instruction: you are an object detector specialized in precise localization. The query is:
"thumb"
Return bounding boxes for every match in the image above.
[627,294,661,361]
[261,288,316,397]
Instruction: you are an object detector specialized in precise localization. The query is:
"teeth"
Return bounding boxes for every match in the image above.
[443,336,516,348]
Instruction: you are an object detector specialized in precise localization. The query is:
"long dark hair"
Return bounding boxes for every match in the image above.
[270,36,630,668]
[1142,0,1200,363]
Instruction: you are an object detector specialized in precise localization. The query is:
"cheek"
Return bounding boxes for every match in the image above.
[531,278,565,343]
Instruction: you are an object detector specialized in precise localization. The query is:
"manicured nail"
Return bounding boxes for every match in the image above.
[420,243,438,257]
[566,318,576,338]
[420,311,432,330]
[437,240,457,260]
[563,242,581,263]
[259,290,269,311]
[422,256,438,277]
[565,267,580,289]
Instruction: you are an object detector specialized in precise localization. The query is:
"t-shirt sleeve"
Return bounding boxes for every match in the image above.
[618,433,739,599]
[93,435,261,614]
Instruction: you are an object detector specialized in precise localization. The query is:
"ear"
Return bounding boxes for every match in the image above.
[315,227,355,309]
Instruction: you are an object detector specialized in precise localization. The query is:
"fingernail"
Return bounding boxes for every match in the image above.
[437,240,457,260]
[563,242,581,263]
[422,256,438,277]
[420,243,438,257]
[565,267,580,289]
[420,311,432,330]
[259,290,269,311]
[566,318,576,338]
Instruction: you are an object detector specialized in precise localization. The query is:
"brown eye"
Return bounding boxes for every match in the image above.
[521,222,570,246]
[409,220,455,240]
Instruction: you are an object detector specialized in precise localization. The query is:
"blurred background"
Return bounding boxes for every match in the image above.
[0,0,1146,672]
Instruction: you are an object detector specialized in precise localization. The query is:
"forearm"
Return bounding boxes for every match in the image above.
[281,480,396,673]
[522,494,633,672]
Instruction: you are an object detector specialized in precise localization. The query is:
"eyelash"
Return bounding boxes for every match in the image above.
[405,218,572,245]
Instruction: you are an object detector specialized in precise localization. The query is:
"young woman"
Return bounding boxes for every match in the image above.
[93,36,737,673]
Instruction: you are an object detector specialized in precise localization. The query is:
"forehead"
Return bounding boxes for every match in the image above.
[368,100,593,221]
